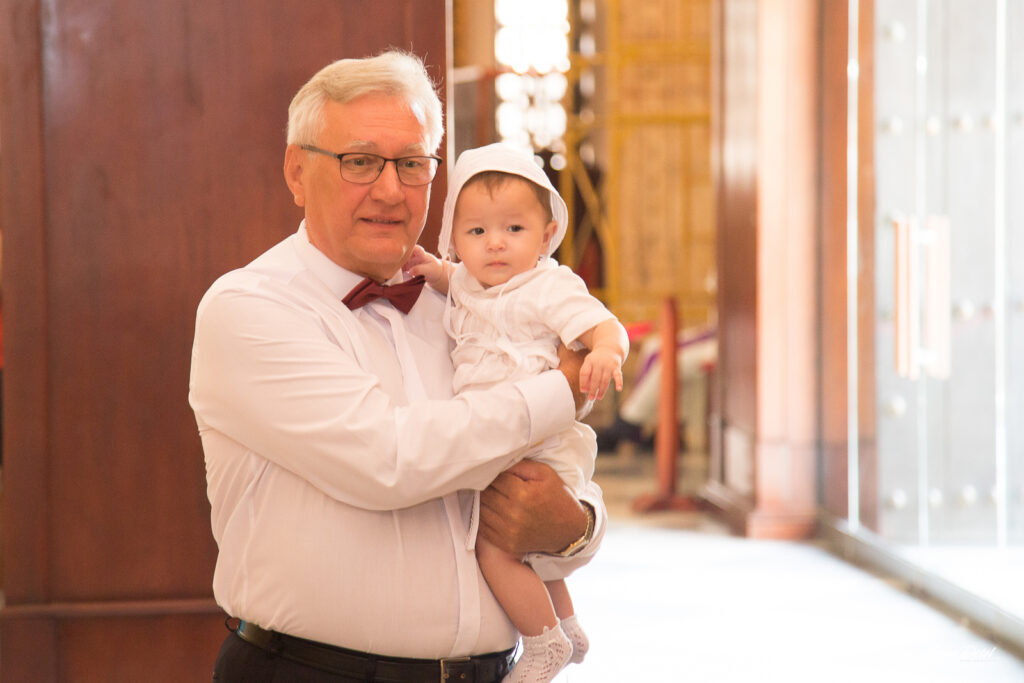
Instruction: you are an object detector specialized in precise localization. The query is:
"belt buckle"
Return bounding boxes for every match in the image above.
[440,655,472,681]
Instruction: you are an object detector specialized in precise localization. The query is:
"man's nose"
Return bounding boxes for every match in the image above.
[370,160,404,201]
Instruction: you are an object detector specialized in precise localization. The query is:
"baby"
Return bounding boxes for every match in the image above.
[406,143,628,682]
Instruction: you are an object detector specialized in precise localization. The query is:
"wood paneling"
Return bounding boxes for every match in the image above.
[708,0,877,538]
[0,0,448,678]
[855,0,877,532]
[58,614,227,682]
[818,0,877,529]
[1,0,51,605]
[715,0,758,442]
[819,0,852,519]
[705,0,819,539]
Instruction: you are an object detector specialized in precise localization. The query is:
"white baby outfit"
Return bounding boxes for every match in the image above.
[439,143,623,682]
[438,144,622,581]
[446,259,610,495]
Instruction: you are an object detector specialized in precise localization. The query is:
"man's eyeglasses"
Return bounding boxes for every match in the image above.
[300,145,442,186]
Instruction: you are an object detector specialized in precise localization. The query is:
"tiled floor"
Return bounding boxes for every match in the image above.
[550,454,1024,682]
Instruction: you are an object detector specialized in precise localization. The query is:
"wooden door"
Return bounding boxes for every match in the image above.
[0,1,447,679]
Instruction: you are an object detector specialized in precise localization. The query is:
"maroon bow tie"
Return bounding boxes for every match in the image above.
[343,275,426,314]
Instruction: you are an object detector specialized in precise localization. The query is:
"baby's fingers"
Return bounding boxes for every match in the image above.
[579,360,594,396]
[403,246,425,271]
[591,367,613,401]
[583,365,604,401]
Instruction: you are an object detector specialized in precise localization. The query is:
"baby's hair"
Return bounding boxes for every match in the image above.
[462,171,553,222]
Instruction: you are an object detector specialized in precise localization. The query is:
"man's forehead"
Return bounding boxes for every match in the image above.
[321,96,429,151]
[345,139,428,154]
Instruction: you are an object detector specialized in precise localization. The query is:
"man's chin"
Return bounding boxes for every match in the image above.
[352,243,415,280]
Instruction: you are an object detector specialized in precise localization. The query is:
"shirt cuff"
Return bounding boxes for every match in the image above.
[577,482,606,555]
[514,370,576,446]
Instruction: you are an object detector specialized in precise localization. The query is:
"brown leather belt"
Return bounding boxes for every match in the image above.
[234,620,516,682]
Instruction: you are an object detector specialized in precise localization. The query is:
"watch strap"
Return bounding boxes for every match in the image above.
[553,501,595,557]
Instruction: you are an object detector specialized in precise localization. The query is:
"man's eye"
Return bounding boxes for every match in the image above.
[400,158,426,170]
[344,155,376,168]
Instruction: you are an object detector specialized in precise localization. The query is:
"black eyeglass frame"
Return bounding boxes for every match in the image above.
[299,144,442,186]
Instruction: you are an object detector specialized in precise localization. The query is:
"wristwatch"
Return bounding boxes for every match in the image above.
[553,501,595,557]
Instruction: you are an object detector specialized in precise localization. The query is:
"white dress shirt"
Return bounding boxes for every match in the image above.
[189,223,605,659]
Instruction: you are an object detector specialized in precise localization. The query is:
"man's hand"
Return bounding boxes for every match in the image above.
[478,460,588,556]
[556,344,589,411]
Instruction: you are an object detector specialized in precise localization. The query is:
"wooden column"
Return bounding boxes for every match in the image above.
[0,1,448,679]
[634,298,700,513]
[703,0,820,539]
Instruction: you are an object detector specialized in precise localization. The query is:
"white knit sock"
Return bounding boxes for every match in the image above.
[559,614,589,664]
[503,624,573,683]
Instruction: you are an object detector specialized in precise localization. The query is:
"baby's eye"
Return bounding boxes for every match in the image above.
[508,224,524,232]
[468,227,484,235]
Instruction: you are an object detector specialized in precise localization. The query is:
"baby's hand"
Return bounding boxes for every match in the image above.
[404,246,448,291]
[579,347,624,401]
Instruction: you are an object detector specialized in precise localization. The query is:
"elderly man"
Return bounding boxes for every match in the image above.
[189,51,604,682]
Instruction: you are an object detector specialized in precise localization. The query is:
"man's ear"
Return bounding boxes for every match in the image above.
[284,144,307,207]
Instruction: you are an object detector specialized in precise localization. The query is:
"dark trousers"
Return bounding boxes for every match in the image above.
[212,630,512,683]
[213,631,368,683]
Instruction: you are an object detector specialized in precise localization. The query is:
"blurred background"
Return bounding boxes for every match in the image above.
[1,0,1022,679]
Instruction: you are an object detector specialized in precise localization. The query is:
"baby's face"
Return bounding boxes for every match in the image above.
[451,178,556,288]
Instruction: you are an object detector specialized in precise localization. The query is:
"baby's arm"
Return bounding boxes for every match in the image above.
[576,319,629,401]
[404,245,453,294]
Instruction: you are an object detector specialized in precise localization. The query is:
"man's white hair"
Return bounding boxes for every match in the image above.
[286,50,444,153]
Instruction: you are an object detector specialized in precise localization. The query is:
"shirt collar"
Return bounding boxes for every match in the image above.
[292,220,406,300]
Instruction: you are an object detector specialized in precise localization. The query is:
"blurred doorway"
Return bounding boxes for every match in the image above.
[837,0,1024,636]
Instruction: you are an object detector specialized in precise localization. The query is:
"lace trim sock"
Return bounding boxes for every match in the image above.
[502,624,573,683]
[559,614,590,664]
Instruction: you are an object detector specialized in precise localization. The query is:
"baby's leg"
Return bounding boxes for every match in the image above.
[476,538,571,682]
[546,579,589,665]
[544,578,574,620]
[477,536,558,635]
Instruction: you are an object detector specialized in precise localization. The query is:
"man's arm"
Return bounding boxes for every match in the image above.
[190,286,577,511]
